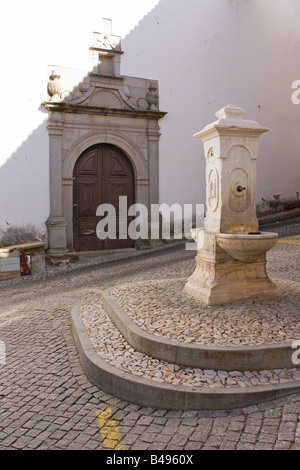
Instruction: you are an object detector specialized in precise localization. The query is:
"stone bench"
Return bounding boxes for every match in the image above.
[0,242,45,280]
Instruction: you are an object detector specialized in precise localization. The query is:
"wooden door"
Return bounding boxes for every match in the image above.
[73,144,135,251]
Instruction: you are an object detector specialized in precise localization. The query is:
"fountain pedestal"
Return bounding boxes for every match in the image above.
[185,105,279,305]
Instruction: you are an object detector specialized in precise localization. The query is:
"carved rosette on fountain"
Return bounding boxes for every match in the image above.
[185,105,279,305]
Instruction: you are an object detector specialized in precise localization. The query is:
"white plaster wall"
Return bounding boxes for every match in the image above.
[0,0,160,237]
[235,0,300,203]
[121,0,300,211]
[1,0,299,239]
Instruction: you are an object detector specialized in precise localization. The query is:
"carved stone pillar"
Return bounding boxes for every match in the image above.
[147,123,161,207]
[46,121,68,253]
[62,178,75,248]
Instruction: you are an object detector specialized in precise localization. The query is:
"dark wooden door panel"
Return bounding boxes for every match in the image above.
[73,144,135,251]
[77,182,99,216]
[77,151,98,175]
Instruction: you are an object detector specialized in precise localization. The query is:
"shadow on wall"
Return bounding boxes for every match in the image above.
[0,115,50,246]
[0,0,207,252]
[0,58,104,250]
[2,0,300,251]
[121,0,300,211]
[121,0,244,209]
[0,9,166,251]
[0,5,169,251]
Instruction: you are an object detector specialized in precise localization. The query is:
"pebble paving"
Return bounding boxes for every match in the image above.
[110,279,300,346]
[0,235,300,450]
[80,296,300,389]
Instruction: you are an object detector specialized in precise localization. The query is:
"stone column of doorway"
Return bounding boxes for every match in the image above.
[46,122,68,253]
[147,123,160,207]
[62,177,75,249]
[146,123,161,245]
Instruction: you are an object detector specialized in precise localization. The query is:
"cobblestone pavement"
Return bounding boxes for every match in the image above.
[0,236,300,451]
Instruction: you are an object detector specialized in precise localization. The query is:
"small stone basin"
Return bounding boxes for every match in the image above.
[216,231,278,262]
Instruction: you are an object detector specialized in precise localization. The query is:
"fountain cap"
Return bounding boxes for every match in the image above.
[194,104,269,141]
[215,104,245,120]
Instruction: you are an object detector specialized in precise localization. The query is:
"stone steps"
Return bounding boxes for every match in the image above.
[71,278,300,411]
[101,286,298,372]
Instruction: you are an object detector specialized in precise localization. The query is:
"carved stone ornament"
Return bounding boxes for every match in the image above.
[47,70,65,101]
[64,86,95,105]
[94,32,121,51]
[146,83,159,110]
[208,147,215,158]
[207,167,219,212]
[87,90,124,108]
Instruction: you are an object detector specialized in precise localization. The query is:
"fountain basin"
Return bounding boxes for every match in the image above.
[216,231,278,262]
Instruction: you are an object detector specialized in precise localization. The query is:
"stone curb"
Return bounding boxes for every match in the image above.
[101,287,299,372]
[71,302,300,411]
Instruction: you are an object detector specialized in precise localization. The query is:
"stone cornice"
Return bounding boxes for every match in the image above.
[43,101,167,120]
[90,46,124,55]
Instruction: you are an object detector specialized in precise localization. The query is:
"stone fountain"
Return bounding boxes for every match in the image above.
[71,104,300,413]
[185,105,279,305]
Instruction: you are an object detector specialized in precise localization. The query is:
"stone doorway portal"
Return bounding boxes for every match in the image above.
[73,144,135,251]
[43,21,166,254]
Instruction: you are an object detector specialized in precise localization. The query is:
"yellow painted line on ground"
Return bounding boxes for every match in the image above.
[96,407,125,450]
[278,239,300,245]
[278,234,300,245]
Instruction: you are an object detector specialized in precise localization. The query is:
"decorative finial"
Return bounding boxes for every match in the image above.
[215,105,245,120]
[47,69,64,101]
[146,83,159,110]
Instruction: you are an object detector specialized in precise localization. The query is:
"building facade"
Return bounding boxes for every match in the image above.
[43,29,165,252]
[1,0,299,252]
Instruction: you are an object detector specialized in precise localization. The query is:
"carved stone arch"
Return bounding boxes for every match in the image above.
[61,130,151,250]
[226,144,252,161]
[222,141,256,160]
[63,131,148,182]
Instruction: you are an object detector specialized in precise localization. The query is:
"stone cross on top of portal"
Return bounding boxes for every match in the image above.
[91,18,122,52]
[90,19,123,77]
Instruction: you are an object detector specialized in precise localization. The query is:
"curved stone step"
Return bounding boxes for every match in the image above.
[71,300,300,411]
[101,280,300,371]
